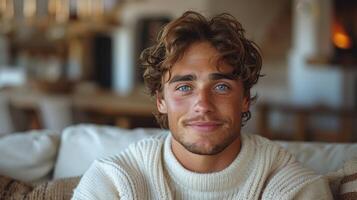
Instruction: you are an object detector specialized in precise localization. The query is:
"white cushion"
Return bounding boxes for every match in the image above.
[277,141,357,174]
[54,124,165,179]
[0,130,60,182]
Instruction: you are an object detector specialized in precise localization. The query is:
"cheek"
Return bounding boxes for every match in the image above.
[166,95,191,112]
[216,96,245,116]
[165,95,192,128]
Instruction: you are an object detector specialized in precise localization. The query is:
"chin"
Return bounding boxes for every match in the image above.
[182,140,229,155]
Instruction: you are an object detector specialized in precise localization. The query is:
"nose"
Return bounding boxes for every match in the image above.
[193,89,214,114]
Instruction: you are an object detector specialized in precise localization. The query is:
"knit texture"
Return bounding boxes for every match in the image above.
[72,133,332,200]
[0,175,80,200]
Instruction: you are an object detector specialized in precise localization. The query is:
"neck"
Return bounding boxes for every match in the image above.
[171,137,241,173]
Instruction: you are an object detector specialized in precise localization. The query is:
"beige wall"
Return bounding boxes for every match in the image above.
[209,0,289,45]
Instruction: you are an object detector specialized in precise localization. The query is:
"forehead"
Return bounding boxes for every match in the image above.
[166,42,234,79]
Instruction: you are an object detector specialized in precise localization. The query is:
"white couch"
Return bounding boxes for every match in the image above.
[0,124,357,197]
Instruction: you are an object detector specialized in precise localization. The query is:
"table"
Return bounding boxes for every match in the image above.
[3,86,157,129]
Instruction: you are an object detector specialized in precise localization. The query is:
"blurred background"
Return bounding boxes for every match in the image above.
[0,0,356,142]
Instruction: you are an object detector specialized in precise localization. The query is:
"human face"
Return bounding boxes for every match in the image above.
[157,42,249,155]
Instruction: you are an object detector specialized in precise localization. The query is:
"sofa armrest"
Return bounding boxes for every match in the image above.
[0,175,80,200]
[0,130,60,183]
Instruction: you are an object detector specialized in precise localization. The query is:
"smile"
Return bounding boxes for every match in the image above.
[186,121,223,132]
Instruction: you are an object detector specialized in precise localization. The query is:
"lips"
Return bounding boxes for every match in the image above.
[185,121,223,132]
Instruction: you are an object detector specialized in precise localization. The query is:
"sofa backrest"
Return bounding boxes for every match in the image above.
[277,141,357,174]
[54,125,357,179]
[2,124,355,183]
[53,124,167,179]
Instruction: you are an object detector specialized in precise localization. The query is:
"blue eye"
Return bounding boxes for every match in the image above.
[177,85,192,92]
[215,84,229,92]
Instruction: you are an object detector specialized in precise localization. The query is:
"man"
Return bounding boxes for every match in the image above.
[72,11,332,199]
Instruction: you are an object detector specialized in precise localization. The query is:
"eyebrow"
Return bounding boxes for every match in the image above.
[168,72,237,84]
[169,74,196,84]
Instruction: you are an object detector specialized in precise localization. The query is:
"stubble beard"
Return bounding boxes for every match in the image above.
[172,128,240,156]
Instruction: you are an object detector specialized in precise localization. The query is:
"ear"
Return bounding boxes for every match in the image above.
[242,96,250,112]
[156,91,167,114]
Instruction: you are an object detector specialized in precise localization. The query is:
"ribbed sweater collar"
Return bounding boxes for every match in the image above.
[163,133,254,192]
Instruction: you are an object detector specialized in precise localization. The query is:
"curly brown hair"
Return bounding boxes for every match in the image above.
[141,11,262,129]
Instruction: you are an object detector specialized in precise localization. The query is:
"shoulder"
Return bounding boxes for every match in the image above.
[242,134,333,199]
[241,133,295,163]
[72,132,169,199]
[242,133,281,148]
[72,160,130,199]
[100,131,169,170]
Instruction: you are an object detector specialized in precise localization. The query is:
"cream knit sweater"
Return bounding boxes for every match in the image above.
[72,133,332,200]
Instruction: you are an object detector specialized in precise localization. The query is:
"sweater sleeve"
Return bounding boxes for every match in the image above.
[71,160,121,200]
[294,177,333,200]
